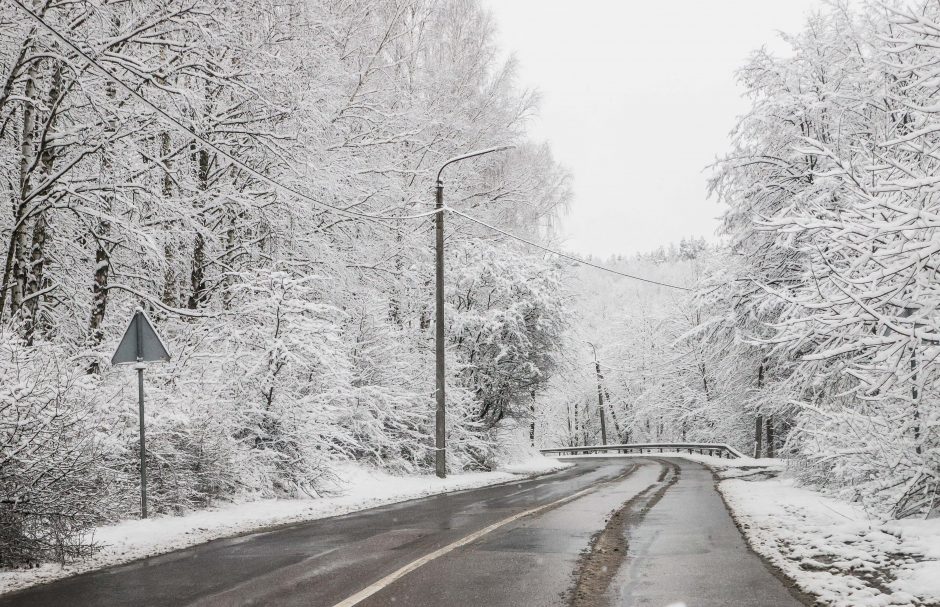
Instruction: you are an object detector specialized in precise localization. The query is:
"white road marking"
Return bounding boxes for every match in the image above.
[329,484,600,607]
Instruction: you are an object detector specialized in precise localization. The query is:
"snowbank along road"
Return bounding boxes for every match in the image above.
[0,457,810,607]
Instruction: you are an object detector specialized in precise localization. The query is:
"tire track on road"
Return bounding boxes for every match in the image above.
[569,459,680,607]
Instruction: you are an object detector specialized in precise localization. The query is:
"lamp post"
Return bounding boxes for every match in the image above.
[586,341,608,446]
[435,145,513,478]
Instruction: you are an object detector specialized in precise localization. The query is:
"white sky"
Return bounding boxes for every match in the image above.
[483,0,825,258]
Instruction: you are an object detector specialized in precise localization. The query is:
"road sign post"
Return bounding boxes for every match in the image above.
[111,308,170,519]
[137,364,146,517]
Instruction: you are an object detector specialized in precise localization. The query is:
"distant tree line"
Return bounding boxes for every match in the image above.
[542,1,940,519]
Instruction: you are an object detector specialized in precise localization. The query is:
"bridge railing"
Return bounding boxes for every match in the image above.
[540,442,746,459]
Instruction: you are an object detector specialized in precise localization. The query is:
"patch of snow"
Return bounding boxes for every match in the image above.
[0,459,567,596]
[720,475,940,607]
[488,420,570,474]
[500,453,573,475]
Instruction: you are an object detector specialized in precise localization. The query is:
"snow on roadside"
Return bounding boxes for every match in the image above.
[0,456,570,596]
[556,451,940,606]
[720,474,940,607]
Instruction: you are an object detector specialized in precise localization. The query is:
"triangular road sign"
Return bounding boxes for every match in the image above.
[111,308,171,365]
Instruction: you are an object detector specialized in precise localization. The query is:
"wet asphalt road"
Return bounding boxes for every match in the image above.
[0,457,808,607]
[608,461,806,607]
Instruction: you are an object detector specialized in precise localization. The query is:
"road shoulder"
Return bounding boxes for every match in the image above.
[605,457,807,607]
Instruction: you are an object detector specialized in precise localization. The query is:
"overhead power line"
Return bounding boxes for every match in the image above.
[15,0,696,293]
[11,0,439,223]
[446,208,693,292]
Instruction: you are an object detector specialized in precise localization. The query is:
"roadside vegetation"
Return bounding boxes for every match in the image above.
[0,0,570,567]
[544,0,940,521]
[4,0,940,583]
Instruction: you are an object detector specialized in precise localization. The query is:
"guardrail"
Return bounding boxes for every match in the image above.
[540,442,746,459]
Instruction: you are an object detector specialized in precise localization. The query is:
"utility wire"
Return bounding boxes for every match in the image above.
[13,0,697,290]
[11,0,440,223]
[447,208,693,291]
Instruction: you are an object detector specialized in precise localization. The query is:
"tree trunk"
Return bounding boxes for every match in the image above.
[599,379,623,441]
[14,58,66,342]
[606,401,623,443]
[188,232,206,309]
[594,361,607,445]
[765,416,775,458]
[911,347,922,456]
[754,359,766,457]
[87,230,111,369]
[572,401,579,447]
[529,391,535,448]
[390,225,403,326]
[160,131,178,307]
[188,149,210,309]
[22,215,47,345]
[21,63,65,343]
[221,210,239,310]
[5,60,40,322]
[754,414,763,458]
[87,38,118,372]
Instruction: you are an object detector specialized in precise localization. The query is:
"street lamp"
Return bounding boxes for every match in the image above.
[434,145,513,478]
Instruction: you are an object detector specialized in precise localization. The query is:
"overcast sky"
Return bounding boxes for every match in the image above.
[483,0,824,258]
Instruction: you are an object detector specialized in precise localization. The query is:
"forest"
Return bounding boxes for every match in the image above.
[0,0,570,565]
[3,0,940,574]
[545,0,940,524]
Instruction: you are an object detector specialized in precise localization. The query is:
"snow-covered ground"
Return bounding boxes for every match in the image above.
[721,474,940,607]
[0,455,569,596]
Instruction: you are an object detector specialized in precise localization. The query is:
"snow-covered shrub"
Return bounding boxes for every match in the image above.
[200,269,352,497]
[448,242,567,431]
[442,380,494,471]
[704,1,940,513]
[0,0,573,570]
[341,298,433,472]
[97,385,247,515]
[0,331,102,566]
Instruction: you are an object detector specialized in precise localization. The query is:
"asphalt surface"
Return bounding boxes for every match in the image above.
[608,461,807,607]
[0,457,809,607]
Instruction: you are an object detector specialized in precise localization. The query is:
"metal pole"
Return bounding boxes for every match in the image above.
[135,311,148,519]
[434,181,446,478]
[138,365,147,518]
[433,145,513,479]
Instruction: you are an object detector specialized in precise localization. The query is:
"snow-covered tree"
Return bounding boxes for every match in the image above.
[0,0,572,562]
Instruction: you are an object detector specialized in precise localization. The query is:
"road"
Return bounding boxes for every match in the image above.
[0,457,809,607]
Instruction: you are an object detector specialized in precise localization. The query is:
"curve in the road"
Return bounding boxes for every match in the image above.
[0,457,811,607]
